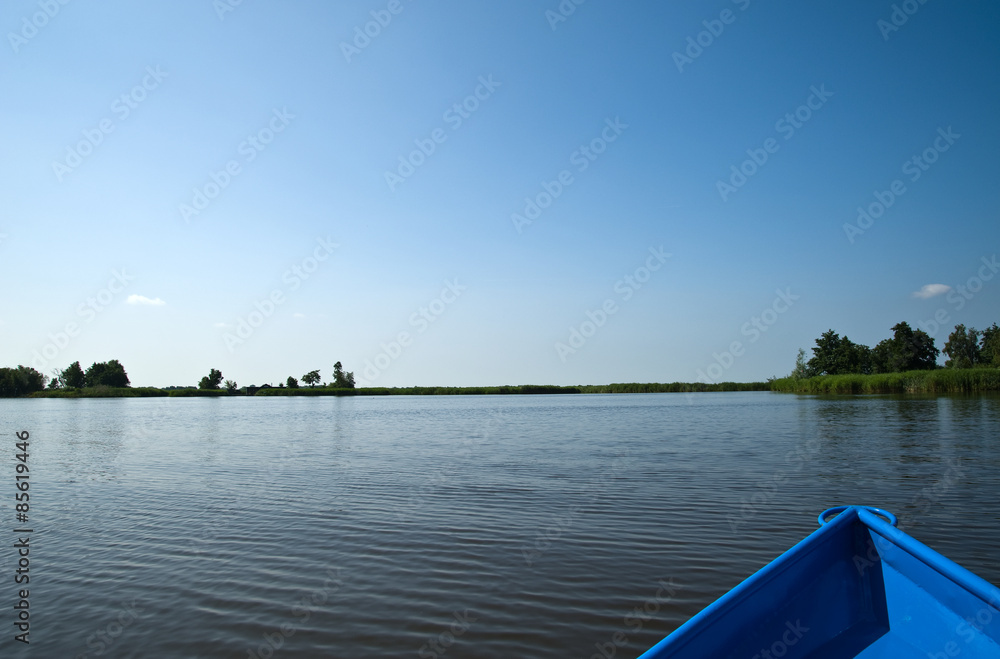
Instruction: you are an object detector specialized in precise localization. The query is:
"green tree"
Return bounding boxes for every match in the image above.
[0,366,47,397]
[286,376,300,389]
[85,360,130,388]
[224,379,239,394]
[61,361,86,388]
[872,322,939,373]
[332,361,356,388]
[942,324,982,369]
[981,323,1000,367]
[789,348,811,379]
[302,370,321,388]
[807,330,871,375]
[199,368,224,390]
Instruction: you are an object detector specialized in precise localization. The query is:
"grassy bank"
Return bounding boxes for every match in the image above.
[30,387,168,398]
[578,381,769,394]
[256,385,582,396]
[770,368,1000,394]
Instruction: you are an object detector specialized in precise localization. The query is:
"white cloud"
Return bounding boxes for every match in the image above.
[127,294,166,306]
[912,284,951,299]
[213,322,230,328]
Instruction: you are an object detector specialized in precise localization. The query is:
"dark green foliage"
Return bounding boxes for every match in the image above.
[332,361,356,388]
[255,382,769,396]
[807,330,872,375]
[224,379,238,393]
[871,322,938,373]
[286,376,299,389]
[0,366,47,397]
[302,370,321,387]
[84,360,130,388]
[943,324,982,369]
[61,361,86,388]
[579,382,768,393]
[770,368,1000,394]
[167,388,229,397]
[32,386,167,398]
[199,368,224,390]
[981,323,1000,367]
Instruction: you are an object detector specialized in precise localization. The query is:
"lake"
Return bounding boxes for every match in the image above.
[1,392,998,658]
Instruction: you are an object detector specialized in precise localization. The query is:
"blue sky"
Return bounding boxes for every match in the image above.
[3,0,998,387]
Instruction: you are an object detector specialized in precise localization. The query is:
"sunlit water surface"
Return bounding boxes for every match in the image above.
[1,393,997,658]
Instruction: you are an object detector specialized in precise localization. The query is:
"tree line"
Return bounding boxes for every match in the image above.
[790,321,1000,378]
[0,360,129,397]
[196,361,356,393]
[0,359,357,397]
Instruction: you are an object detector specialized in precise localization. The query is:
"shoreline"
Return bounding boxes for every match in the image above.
[9,370,1000,398]
[22,382,769,398]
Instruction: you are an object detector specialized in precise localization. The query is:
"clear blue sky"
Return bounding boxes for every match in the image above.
[3,0,998,387]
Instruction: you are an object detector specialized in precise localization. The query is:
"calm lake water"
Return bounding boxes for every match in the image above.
[1,392,998,658]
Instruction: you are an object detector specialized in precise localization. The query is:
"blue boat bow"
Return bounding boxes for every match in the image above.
[638,505,1000,658]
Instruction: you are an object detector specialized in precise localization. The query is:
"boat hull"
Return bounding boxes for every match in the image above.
[638,506,1000,658]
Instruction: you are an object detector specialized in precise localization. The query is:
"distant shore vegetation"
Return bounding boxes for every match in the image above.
[3,320,998,398]
[771,320,1000,394]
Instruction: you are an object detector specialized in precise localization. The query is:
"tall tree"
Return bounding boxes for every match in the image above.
[286,376,300,389]
[943,325,981,369]
[807,330,871,375]
[302,370,321,388]
[332,361,356,388]
[877,322,939,372]
[61,361,86,388]
[981,323,1000,368]
[224,379,239,394]
[199,368,224,390]
[85,360,130,388]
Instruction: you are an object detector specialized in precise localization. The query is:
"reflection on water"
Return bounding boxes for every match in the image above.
[0,393,997,658]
